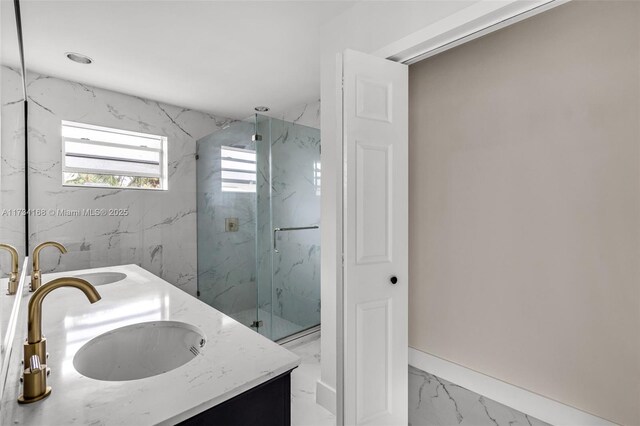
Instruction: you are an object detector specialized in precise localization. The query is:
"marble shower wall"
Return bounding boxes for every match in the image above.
[0,65,26,272]
[408,366,550,426]
[26,71,233,295]
[196,120,257,316]
[279,100,320,130]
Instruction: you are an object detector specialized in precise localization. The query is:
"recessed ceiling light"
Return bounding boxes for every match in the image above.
[66,52,93,65]
[254,106,270,112]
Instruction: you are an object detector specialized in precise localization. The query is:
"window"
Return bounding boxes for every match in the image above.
[62,121,168,190]
[221,146,257,193]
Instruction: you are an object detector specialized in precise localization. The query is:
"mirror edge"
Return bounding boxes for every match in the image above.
[0,256,28,403]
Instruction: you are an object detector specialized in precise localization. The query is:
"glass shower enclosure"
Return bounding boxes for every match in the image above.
[196,114,321,341]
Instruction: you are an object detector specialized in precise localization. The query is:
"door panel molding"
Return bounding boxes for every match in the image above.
[356,142,392,265]
[356,298,392,423]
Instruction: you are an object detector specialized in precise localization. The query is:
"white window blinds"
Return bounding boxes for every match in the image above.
[62,121,168,190]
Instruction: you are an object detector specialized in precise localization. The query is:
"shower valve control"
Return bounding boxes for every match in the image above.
[225,218,239,232]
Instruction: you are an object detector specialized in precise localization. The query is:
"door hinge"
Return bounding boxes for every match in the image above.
[195,154,200,160]
[250,320,263,329]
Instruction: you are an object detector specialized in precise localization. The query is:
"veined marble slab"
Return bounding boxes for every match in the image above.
[280,100,321,130]
[0,65,27,270]
[0,264,300,425]
[22,70,235,297]
[409,366,550,426]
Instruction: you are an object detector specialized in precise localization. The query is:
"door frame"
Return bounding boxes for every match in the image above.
[327,1,569,424]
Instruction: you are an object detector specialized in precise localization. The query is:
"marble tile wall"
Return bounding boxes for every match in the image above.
[0,65,26,271]
[25,71,233,295]
[279,100,321,130]
[409,366,550,426]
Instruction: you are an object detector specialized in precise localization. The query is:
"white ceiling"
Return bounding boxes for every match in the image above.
[18,1,356,119]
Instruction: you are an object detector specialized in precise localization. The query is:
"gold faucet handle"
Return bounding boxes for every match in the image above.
[18,354,51,404]
[7,272,19,295]
[30,270,41,292]
[29,355,42,372]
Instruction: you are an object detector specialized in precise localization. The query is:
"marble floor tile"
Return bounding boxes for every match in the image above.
[288,337,336,426]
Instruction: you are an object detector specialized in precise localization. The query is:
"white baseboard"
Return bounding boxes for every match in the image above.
[316,379,336,415]
[409,347,616,426]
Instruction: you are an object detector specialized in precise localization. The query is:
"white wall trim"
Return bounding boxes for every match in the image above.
[316,379,337,415]
[409,347,616,426]
[375,0,570,64]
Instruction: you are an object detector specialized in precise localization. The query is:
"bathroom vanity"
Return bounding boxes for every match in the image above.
[0,265,300,425]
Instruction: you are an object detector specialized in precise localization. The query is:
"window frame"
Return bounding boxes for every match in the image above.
[61,120,169,191]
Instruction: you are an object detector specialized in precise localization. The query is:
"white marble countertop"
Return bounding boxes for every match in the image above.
[0,264,300,425]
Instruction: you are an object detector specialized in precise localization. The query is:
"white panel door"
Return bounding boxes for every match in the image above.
[343,49,408,425]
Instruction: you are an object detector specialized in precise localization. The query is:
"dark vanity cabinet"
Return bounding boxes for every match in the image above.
[179,370,293,426]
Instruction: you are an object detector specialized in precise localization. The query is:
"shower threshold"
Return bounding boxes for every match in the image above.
[276,325,320,346]
[231,308,320,343]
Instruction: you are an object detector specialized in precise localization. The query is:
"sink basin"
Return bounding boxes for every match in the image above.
[73,271,127,286]
[73,321,205,381]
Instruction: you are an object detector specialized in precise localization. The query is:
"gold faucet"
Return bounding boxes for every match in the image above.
[18,277,101,404]
[30,241,67,292]
[0,243,19,295]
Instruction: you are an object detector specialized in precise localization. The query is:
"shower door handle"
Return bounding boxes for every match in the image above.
[273,225,320,253]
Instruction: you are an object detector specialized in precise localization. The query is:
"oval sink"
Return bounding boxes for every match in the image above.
[73,321,205,381]
[74,271,127,286]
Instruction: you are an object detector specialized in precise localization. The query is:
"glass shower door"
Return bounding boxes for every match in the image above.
[256,115,321,341]
[196,119,259,328]
[197,113,320,342]
[255,114,273,337]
